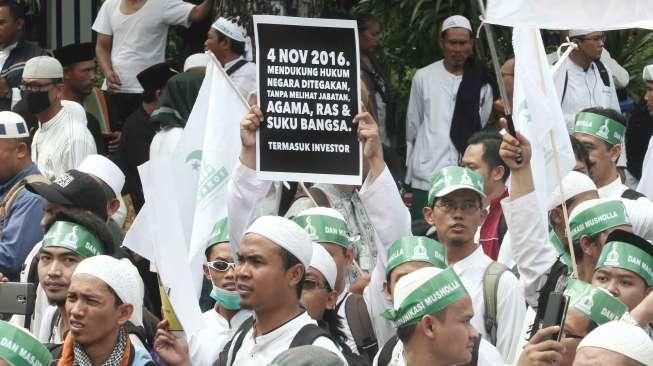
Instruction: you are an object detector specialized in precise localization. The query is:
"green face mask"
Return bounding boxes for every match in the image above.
[210,286,241,310]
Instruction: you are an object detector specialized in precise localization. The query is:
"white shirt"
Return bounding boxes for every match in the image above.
[226,312,346,365]
[405,60,493,191]
[552,56,621,132]
[0,42,17,70]
[598,176,653,242]
[372,337,505,366]
[92,0,194,93]
[31,101,97,179]
[452,246,526,364]
[189,308,252,366]
[637,136,653,200]
[224,56,257,99]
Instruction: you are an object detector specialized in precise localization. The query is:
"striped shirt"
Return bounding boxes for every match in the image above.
[31,101,97,179]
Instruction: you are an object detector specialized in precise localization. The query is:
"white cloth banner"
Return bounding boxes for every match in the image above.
[485,0,653,30]
[512,27,576,211]
[178,55,249,295]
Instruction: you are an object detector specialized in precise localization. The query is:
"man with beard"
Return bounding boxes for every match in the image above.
[20,56,96,179]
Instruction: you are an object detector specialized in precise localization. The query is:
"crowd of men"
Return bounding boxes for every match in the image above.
[0,0,653,365]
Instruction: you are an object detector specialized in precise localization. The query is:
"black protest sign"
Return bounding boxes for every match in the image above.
[254,15,361,185]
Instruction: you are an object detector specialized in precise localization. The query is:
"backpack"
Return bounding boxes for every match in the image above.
[376,334,481,366]
[217,316,334,366]
[482,261,509,346]
[622,189,646,200]
[0,174,48,225]
[343,293,378,362]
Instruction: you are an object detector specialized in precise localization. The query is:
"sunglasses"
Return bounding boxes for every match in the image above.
[207,260,236,272]
[302,279,328,291]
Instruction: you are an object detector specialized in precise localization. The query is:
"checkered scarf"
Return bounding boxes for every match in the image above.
[72,328,127,366]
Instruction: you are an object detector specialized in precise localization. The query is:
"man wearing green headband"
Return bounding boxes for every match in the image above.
[592,230,653,311]
[230,103,411,351]
[375,236,504,366]
[34,207,114,344]
[382,266,477,366]
[0,320,52,366]
[422,165,525,362]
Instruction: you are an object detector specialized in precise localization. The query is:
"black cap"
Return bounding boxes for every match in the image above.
[52,42,95,67]
[606,229,653,259]
[25,170,109,221]
[137,62,178,92]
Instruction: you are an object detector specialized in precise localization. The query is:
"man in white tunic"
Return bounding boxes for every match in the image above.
[405,15,493,219]
[22,56,96,179]
[553,30,621,132]
[636,64,653,200]
[422,166,525,362]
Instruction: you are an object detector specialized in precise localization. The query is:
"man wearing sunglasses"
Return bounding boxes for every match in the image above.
[553,30,621,132]
[20,56,96,179]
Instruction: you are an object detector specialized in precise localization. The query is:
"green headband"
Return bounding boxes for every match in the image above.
[564,279,628,325]
[207,217,229,249]
[596,241,653,286]
[0,321,52,366]
[549,230,573,271]
[427,166,485,206]
[42,221,104,258]
[293,214,350,248]
[386,236,447,275]
[574,112,625,146]
[382,268,467,328]
[570,201,629,242]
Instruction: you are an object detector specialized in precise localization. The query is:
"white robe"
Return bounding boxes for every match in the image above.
[598,176,653,242]
[188,308,252,366]
[31,101,97,179]
[637,136,653,200]
[372,337,505,366]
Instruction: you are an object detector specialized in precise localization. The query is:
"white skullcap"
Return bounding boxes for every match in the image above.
[0,111,29,138]
[211,17,246,43]
[441,15,472,33]
[578,320,653,365]
[643,64,653,82]
[569,29,602,37]
[245,216,313,268]
[295,206,347,222]
[392,266,443,308]
[73,255,144,326]
[310,243,337,290]
[183,53,209,72]
[77,154,125,199]
[23,56,63,79]
[547,171,597,211]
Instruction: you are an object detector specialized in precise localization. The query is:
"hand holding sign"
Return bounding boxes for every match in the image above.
[240,105,263,169]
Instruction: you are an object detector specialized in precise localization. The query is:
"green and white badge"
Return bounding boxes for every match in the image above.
[596,241,653,286]
[386,236,447,275]
[0,321,52,366]
[574,112,626,146]
[207,217,229,249]
[569,200,629,242]
[382,267,467,328]
[42,221,104,258]
[564,279,628,326]
[293,212,350,248]
[427,166,485,206]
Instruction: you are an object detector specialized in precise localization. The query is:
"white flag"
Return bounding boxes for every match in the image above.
[486,0,653,30]
[175,56,249,295]
[512,27,576,211]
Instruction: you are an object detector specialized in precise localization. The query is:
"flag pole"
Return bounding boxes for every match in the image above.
[477,0,521,162]
[207,51,251,108]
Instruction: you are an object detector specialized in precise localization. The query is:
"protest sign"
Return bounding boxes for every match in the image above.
[254,15,362,185]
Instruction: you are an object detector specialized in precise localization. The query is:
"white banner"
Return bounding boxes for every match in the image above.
[485,0,653,30]
[512,27,576,211]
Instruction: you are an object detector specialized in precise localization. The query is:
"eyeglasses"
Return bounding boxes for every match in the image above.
[579,35,605,43]
[434,199,481,214]
[19,82,58,92]
[302,279,328,291]
[207,260,236,272]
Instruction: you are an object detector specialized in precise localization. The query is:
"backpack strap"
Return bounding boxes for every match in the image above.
[289,323,331,348]
[344,293,378,361]
[0,174,48,223]
[377,335,399,366]
[594,60,611,87]
[217,316,255,366]
[482,261,508,346]
[622,189,646,200]
[226,59,249,76]
[561,71,569,105]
